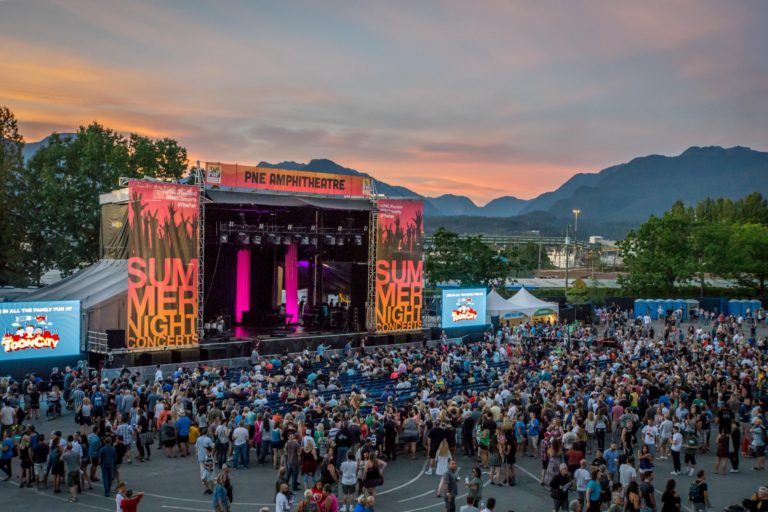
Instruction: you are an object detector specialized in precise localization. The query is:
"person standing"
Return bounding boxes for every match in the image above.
[231,421,250,469]
[62,442,81,503]
[585,470,602,512]
[0,429,14,481]
[730,423,741,473]
[670,427,683,475]
[212,472,231,512]
[285,432,301,491]
[639,471,656,512]
[98,437,116,497]
[276,482,293,512]
[176,410,192,457]
[549,463,573,512]
[688,470,709,512]
[440,459,459,512]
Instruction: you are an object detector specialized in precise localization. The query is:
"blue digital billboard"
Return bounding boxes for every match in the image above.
[441,288,487,328]
[0,301,81,361]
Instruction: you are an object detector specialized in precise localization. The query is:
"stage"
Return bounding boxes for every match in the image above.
[58,164,427,366]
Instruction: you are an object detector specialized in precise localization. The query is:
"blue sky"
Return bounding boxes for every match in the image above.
[1,0,766,202]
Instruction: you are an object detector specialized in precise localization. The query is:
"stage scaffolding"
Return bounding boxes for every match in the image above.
[365,185,378,332]
[194,162,206,340]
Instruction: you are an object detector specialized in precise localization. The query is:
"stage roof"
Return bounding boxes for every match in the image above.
[206,190,373,211]
[23,259,127,311]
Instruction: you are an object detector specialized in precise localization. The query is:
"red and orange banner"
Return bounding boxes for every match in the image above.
[205,162,372,198]
[375,199,424,332]
[126,181,199,350]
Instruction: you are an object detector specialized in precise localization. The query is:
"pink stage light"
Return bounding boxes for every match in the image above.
[235,248,251,323]
[285,243,298,324]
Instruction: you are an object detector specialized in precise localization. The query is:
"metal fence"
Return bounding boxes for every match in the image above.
[98,339,454,382]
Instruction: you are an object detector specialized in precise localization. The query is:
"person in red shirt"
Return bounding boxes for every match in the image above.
[120,489,144,512]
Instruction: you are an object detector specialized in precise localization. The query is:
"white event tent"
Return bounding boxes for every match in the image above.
[504,287,560,323]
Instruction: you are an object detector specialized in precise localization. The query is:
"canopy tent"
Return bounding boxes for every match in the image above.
[486,289,517,316]
[23,259,128,333]
[506,287,559,317]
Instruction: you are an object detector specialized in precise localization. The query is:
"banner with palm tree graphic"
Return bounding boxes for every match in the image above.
[375,199,424,332]
[126,181,199,350]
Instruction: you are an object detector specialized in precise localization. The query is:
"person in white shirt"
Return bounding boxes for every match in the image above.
[154,365,163,383]
[573,459,591,509]
[619,456,637,488]
[670,426,683,474]
[275,482,292,512]
[642,419,658,454]
[339,451,358,512]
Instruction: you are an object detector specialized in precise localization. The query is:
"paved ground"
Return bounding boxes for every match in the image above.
[3,409,767,512]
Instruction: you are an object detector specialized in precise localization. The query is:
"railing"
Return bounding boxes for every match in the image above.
[87,331,109,354]
[99,340,430,383]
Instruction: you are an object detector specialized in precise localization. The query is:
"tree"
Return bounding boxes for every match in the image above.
[21,122,189,281]
[425,228,509,286]
[729,223,768,296]
[0,106,25,285]
[618,203,697,296]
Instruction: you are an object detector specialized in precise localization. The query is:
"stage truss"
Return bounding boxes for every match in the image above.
[194,162,206,340]
[365,185,378,332]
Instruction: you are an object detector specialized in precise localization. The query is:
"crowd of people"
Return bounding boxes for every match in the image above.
[0,304,767,512]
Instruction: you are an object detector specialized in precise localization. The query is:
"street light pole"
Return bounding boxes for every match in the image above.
[572,208,581,274]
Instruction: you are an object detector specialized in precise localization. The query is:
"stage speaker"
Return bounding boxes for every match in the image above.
[391,333,407,345]
[171,349,199,364]
[106,330,126,349]
[137,353,152,367]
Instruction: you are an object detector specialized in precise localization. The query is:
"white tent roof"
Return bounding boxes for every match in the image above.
[486,289,517,315]
[506,287,559,317]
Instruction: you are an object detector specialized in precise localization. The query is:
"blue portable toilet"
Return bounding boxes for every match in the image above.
[646,299,657,319]
[663,299,676,317]
[748,300,762,317]
[728,299,741,316]
[673,299,687,320]
[634,299,647,318]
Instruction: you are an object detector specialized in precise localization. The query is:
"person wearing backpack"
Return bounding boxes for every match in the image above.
[161,416,177,458]
[687,470,709,512]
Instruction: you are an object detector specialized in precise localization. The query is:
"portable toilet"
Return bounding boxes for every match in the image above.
[748,300,762,317]
[663,299,676,318]
[686,299,700,320]
[646,299,657,319]
[673,299,687,320]
[634,299,647,318]
[728,299,741,316]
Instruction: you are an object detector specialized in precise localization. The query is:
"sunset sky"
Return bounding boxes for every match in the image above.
[1,0,766,203]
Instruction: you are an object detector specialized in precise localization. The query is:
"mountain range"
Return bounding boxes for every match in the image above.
[23,135,768,238]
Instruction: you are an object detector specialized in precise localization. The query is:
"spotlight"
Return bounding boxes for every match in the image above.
[354,235,362,246]
[310,225,316,231]
[219,233,229,244]
[282,236,291,245]
[253,236,262,245]
[301,236,310,245]
[287,224,293,231]
[337,236,345,246]
[228,221,235,227]
[258,223,264,229]
[325,235,335,246]
[310,236,318,246]
[268,234,278,245]
[337,226,343,232]
[238,232,249,244]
